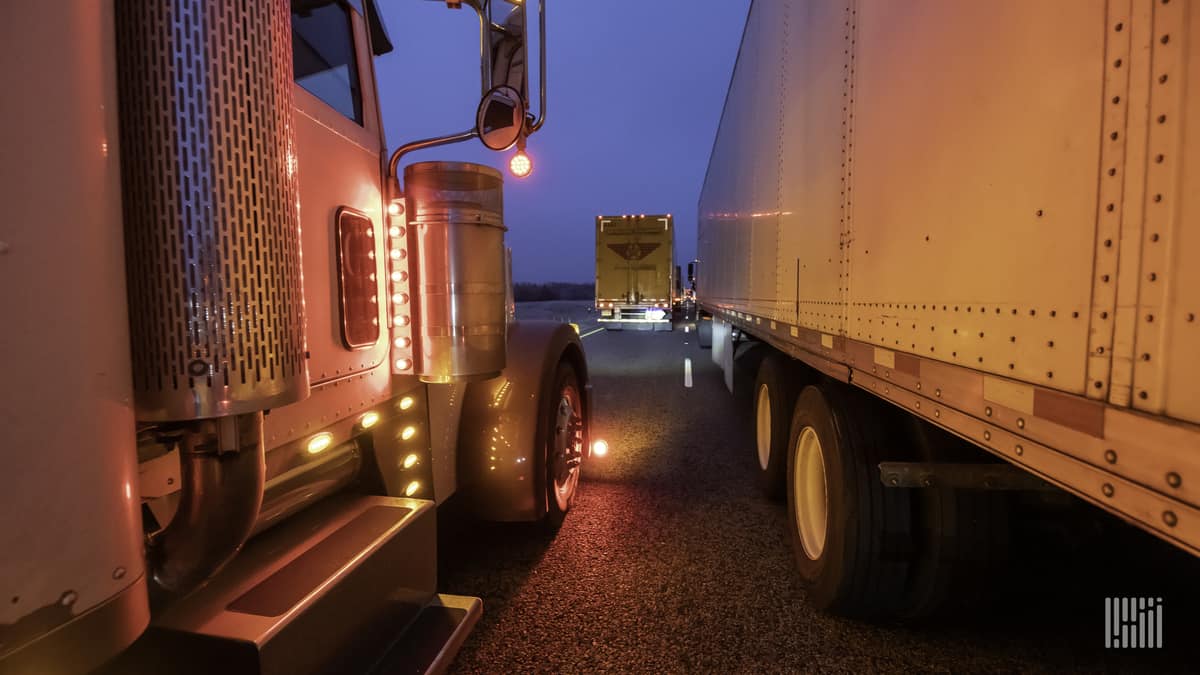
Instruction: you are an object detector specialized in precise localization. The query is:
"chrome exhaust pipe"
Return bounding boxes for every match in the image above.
[147,413,265,594]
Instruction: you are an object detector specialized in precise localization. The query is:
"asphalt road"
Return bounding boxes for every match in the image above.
[439,301,1199,673]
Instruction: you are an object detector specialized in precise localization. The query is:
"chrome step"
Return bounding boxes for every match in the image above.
[104,495,479,675]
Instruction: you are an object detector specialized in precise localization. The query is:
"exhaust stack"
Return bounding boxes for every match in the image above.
[115,0,306,592]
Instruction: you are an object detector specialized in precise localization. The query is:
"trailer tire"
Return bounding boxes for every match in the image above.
[753,354,795,499]
[542,361,584,531]
[697,318,712,348]
[900,420,1011,618]
[787,383,912,617]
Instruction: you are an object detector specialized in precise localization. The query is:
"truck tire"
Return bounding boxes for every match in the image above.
[753,354,795,500]
[900,420,1010,618]
[542,361,584,530]
[786,383,912,617]
[697,318,712,348]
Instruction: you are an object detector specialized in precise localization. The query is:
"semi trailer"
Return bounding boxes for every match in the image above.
[595,214,675,330]
[0,1,592,673]
[696,0,1200,617]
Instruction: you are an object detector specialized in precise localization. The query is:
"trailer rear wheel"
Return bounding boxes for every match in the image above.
[900,420,1011,618]
[753,354,795,499]
[787,384,912,617]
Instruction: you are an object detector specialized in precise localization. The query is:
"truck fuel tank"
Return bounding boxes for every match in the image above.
[404,162,508,383]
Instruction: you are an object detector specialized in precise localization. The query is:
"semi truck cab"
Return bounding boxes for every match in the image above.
[0,1,590,673]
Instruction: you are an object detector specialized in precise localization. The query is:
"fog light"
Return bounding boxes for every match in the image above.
[592,439,609,457]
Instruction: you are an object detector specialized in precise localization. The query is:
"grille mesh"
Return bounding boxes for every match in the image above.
[116,0,308,420]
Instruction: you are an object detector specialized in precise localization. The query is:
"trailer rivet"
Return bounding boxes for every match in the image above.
[1102,483,1115,497]
[915,401,921,409]
[1104,449,1118,464]
[889,476,899,486]
[59,591,77,607]
[113,567,126,580]
[916,383,922,390]
[922,477,934,488]
[934,409,941,418]
[1163,511,1178,527]
[1166,472,1182,488]
[1017,418,1026,429]
[935,388,942,398]
[983,430,992,441]
[1015,444,1024,456]
[985,406,993,417]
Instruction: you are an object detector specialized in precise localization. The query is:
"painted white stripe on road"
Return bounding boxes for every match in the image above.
[579,327,605,338]
[684,357,693,388]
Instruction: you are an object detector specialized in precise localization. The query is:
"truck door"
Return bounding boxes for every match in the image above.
[291,1,389,383]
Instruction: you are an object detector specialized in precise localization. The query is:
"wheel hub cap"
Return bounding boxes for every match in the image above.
[794,426,829,560]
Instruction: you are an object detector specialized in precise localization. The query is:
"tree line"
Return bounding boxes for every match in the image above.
[513,282,593,302]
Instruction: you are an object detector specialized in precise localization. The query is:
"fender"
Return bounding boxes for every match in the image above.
[456,320,590,521]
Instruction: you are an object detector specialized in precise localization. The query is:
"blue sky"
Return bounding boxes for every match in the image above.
[375,0,750,283]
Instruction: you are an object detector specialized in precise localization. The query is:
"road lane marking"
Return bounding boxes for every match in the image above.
[684,358,693,388]
[579,327,605,338]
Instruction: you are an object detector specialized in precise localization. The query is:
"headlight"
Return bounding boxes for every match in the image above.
[647,309,667,321]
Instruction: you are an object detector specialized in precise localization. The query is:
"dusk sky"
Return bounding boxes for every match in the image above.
[375,0,751,283]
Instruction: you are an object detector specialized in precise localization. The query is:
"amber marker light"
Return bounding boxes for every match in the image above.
[402,453,419,469]
[404,480,421,497]
[387,200,403,217]
[401,426,417,441]
[359,411,380,429]
[592,439,609,457]
[509,150,532,178]
[399,396,415,411]
[307,432,334,455]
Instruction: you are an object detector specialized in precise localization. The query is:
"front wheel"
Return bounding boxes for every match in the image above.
[543,362,584,530]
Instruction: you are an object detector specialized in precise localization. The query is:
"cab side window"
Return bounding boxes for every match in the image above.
[292,2,363,124]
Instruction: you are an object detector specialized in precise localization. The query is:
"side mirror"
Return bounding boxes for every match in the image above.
[476,85,525,151]
[491,5,527,96]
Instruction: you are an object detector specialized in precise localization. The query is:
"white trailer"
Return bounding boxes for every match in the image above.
[696,0,1200,617]
[0,1,590,672]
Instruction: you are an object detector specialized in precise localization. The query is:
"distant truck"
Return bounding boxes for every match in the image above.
[595,214,675,330]
[696,0,1200,619]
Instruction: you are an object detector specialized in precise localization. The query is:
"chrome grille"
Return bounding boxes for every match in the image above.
[116,0,308,420]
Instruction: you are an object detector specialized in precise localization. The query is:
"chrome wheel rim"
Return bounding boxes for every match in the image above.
[794,426,829,560]
[755,384,771,470]
[551,383,583,511]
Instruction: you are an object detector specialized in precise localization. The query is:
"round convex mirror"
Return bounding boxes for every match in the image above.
[476,85,526,151]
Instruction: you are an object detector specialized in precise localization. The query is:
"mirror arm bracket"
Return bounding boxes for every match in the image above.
[387,129,480,193]
[528,0,547,133]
